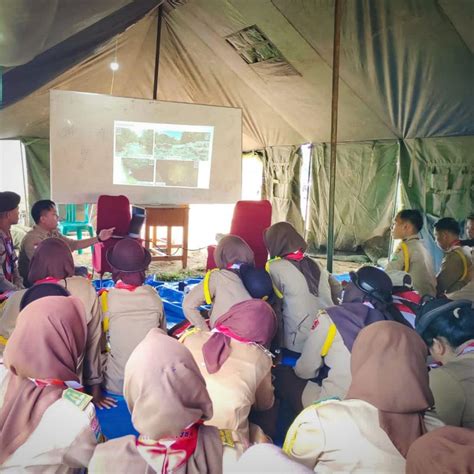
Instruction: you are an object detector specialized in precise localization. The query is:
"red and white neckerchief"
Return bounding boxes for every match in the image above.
[284,249,305,262]
[212,325,273,358]
[448,240,463,252]
[226,262,242,270]
[34,276,60,285]
[136,420,203,474]
[29,378,84,391]
[457,341,474,357]
[115,280,139,292]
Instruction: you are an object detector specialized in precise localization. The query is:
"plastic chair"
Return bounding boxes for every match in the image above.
[92,195,131,277]
[58,204,94,255]
[206,200,272,270]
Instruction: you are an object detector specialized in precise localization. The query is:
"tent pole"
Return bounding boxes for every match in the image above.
[153,3,164,100]
[327,0,343,273]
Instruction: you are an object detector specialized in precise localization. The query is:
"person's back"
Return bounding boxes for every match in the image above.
[182,329,273,438]
[386,209,436,297]
[104,285,165,394]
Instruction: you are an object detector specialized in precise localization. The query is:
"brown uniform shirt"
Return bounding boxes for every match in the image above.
[18,225,98,282]
[437,245,473,298]
[182,329,274,441]
[386,235,436,297]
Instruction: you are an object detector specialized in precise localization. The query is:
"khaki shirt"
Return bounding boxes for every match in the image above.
[18,226,98,282]
[386,235,436,297]
[0,277,103,386]
[437,245,473,297]
[104,286,165,395]
[0,229,23,292]
[429,352,474,429]
[266,259,334,353]
[0,369,98,472]
[182,270,252,331]
[295,311,352,407]
[284,398,444,473]
[182,329,274,441]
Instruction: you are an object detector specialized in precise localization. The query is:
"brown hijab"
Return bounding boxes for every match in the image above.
[406,426,474,474]
[202,299,277,373]
[345,321,434,458]
[0,296,87,464]
[27,237,75,284]
[214,235,254,269]
[264,222,321,296]
[95,329,222,473]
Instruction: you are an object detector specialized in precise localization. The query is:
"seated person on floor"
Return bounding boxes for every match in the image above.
[406,426,474,474]
[181,299,276,442]
[434,217,473,302]
[0,238,112,407]
[274,266,409,413]
[460,213,474,247]
[0,191,24,294]
[263,222,341,355]
[0,296,101,471]
[18,199,114,284]
[385,209,436,297]
[416,298,474,429]
[183,235,255,331]
[387,270,422,327]
[89,329,246,473]
[102,237,165,395]
[283,321,444,473]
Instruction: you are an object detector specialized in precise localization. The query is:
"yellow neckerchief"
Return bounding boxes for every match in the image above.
[100,291,109,332]
[265,257,284,299]
[203,268,219,304]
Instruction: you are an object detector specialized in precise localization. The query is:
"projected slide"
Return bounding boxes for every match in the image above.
[113,121,214,188]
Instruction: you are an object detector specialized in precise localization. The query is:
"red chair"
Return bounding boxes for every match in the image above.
[206,200,272,270]
[92,195,131,277]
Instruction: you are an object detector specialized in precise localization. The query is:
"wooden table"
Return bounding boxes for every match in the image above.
[144,205,189,268]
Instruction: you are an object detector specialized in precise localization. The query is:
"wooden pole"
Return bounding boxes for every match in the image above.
[153,4,164,100]
[327,0,343,273]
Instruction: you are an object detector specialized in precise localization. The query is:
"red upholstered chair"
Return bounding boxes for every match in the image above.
[206,200,272,270]
[92,195,131,277]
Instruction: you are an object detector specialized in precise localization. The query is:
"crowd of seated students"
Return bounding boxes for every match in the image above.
[0,189,473,473]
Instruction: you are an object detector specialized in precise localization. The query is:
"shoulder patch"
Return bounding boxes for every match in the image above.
[311,318,320,331]
[390,254,399,261]
[62,388,93,411]
[219,429,235,448]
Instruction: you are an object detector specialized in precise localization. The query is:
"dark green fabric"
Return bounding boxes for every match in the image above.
[307,140,399,260]
[21,138,50,220]
[261,145,304,234]
[399,136,474,269]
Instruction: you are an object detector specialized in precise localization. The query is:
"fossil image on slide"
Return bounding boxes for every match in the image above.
[113,121,213,188]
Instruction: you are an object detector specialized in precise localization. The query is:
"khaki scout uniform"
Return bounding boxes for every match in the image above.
[181,329,274,441]
[182,270,252,331]
[0,369,100,473]
[295,311,352,407]
[0,229,23,293]
[0,277,102,387]
[266,258,334,353]
[18,225,98,282]
[437,245,474,303]
[386,235,436,297]
[429,350,474,429]
[283,398,444,473]
[103,285,166,395]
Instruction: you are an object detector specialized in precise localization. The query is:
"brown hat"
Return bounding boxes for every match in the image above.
[0,191,21,213]
[106,238,151,272]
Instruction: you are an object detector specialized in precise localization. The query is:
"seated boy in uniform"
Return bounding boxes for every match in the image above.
[434,217,473,302]
[385,209,436,297]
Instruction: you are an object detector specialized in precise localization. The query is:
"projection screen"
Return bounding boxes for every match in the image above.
[50,90,242,204]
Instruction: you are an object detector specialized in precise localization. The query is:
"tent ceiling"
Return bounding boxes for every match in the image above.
[0,0,133,67]
[0,0,473,149]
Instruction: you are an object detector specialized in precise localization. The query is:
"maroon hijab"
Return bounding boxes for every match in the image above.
[202,299,277,374]
[0,296,87,464]
[27,238,75,284]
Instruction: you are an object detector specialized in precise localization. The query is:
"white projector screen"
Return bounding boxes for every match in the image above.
[50,90,242,204]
